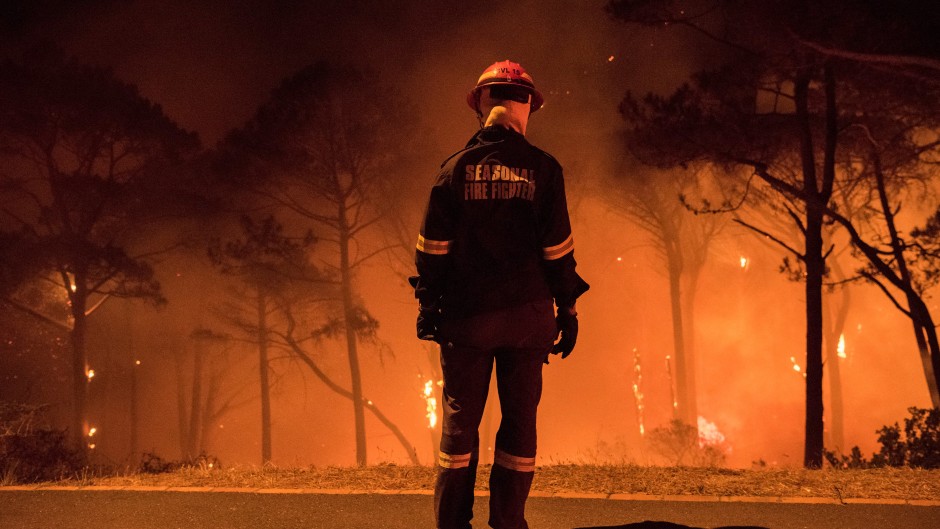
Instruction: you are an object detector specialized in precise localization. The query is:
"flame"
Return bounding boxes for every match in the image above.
[697,416,727,449]
[665,355,678,410]
[422,379,439,429]
[837,334,846,359]
[631,347,645,437]
[789,356,807,378]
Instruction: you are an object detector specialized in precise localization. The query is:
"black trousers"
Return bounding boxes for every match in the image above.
[434,301,556,529]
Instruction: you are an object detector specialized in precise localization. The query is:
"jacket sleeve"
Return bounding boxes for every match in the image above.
[539,165,589,308]
[412,176,457,308]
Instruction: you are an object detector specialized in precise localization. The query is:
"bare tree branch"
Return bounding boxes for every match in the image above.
[732,217,804,259]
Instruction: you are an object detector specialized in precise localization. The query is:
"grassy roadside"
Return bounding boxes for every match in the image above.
[25,464,940,501]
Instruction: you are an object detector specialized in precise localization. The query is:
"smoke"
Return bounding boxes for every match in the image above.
[1,0,932,468]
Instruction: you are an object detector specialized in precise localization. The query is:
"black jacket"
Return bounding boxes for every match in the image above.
[414,125,588,318]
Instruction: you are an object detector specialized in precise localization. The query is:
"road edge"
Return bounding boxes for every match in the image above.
[1,486,938,506]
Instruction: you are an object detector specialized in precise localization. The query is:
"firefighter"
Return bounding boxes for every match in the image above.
[411,60,589,529]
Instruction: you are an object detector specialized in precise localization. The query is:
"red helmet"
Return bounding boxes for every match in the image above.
[467,60,544,113]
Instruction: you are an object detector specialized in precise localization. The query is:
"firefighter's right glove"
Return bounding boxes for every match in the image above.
[550,307,578,360]
[416,304,442,344]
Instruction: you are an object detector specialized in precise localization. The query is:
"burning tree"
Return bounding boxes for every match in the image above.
[0,46,198,450]
[220,63,417,465]
[607,0,940,467]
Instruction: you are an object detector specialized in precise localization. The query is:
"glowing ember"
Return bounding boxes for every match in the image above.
[422,379,439,429]
[739,256,749,270]
[88,443,96,450]
[789,356,807,378]
[135,360,141,366]
[837,334,846,359]
[85,368,95,381]
[88,426,97,437]
[697,416,726,448]
[607,55,615,62]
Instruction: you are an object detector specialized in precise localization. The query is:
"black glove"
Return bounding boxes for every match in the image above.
[550,308,578,360]
[416,304,442,343]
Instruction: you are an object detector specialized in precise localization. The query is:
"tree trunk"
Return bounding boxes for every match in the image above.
[823,259,849,453]
[130,358,139,461]
[128,311,139,462]
[174,348,189,458]
[257,290,273,464]
[871,149,940,407]
[187,343,204,459]
[683,258,703,428]
[803,212,826,468]
[923,316,940,407]
[908,299,940,408]
[68,275,89,455]
[666,242,693,427]
[200,373,220,455]
[339,218,368,466]
[796,72,827,468]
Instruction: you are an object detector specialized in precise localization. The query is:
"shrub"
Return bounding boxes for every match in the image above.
[825,407,940,469]
[647,418,727,467]
[0,402,84,483]
[139,451,221,474]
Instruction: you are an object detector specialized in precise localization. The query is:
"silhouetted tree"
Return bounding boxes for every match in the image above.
[208,215,320,464]
[222,63,416,466]
[0,46,198,450]
[604,159,725,426]
[208,215,419,464]
[172,328,251,461]
[840,129,940,409]
[607,0,940,467]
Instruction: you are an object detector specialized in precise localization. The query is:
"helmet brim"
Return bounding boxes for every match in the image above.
[467,82,544,113]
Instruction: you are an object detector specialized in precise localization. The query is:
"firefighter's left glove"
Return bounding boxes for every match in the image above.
[550,307,578,360]
[416,303,443,344]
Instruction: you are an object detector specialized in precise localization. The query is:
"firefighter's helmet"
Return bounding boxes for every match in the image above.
[467,60,544,114]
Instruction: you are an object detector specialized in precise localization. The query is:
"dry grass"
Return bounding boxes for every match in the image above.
[29,464,940,500]
[532,465,940,500]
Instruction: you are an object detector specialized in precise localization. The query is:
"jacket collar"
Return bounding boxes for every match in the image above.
[466,125,525,148]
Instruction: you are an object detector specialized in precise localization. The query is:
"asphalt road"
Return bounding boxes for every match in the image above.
[1,490,938,529]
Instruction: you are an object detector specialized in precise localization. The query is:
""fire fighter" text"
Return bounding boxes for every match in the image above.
[464,164,536,201]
